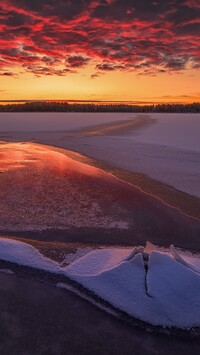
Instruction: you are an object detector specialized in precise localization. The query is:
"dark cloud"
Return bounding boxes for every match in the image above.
[90,71,103,79]
[67,55,90,67]
[0,71,16,76]
[23,65,75,77]
[166,4,200,24]
[164,57,189,70]
[176,22,200,35]
[4,11,32,27]
[91,0,173,22]
[96,63,126,71]
[0,0,199,77]
[10,0,87,21]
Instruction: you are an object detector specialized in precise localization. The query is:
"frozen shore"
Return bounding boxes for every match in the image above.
[0,112,200,337]
[0,237,200,330]
[0,112,199,198]
[1,141,200,249]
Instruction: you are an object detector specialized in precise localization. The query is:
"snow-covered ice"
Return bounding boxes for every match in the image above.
[129,114,200,152]
[0,237,200,329]
[0,112,130,132]
[66,248,133,275]
[1,112,199,197]
[65,247,200,328]
[0,238,61,273]
[148,252,200,328]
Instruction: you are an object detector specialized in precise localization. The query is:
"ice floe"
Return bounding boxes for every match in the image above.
[0,238,61,273]
[65,245,200,328]
[0,237,200,329]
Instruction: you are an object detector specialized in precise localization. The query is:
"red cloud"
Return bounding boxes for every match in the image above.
[0,0,199,77]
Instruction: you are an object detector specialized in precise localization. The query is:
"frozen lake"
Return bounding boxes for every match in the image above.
[129,114,200,152]
[0,112,200,198]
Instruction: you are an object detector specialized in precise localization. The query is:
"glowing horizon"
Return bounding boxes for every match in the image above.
[0,1,199,103]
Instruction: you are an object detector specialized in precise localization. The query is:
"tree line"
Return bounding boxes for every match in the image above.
[0,101,199,113]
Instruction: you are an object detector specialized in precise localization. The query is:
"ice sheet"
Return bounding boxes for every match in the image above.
[1,237,200,328]
[1,112,200,197]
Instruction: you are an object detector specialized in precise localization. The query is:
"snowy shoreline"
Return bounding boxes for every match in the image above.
[0,237,200,332]
[0,113,200,334]
[0,112,199,198]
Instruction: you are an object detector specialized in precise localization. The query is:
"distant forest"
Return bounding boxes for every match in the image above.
[0,102,199,113]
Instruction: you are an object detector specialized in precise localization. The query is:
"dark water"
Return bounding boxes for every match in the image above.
[0,273,200,355]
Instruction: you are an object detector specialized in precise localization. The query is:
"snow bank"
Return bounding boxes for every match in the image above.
[170,245,200,274]
[67,253,169,326]
[0,238,61,274]
[65,248,133,275]
[66,246,200,328]
[0,237,200,329]
[148,252,200,328]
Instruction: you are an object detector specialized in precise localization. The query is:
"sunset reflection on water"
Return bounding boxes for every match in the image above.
[0,141,199,248]
[0,141,127,232]
[0,141,101,178]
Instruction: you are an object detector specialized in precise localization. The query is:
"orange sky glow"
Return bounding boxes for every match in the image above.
[0,1,199,104]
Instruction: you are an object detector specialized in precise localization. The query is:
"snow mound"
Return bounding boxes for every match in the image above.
[0,237,200,329]
[170,244,200,274]
[148,252,200,328]
[65,245,200,328]
[65,248,133,275]
[0,237,61,273]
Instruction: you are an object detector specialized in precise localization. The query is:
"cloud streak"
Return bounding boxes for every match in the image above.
[0,0,199,78]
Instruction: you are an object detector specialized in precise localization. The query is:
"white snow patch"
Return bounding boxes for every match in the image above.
[148,252,200,328]
[65,246,200,328]
[0,237,200,329]
[170,244,200,274]
[65,248,133,276]
[0,238,61,274]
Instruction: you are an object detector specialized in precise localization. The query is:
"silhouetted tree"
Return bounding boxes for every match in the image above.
[0,101,199,113]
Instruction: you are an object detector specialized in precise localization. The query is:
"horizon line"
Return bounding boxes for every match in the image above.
[0,99,199,105]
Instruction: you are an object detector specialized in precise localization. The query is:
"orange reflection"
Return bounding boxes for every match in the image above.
[0,141,130,232]
[0,141,102,177]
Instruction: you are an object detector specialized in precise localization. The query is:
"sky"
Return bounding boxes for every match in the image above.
[0,0,200,103]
